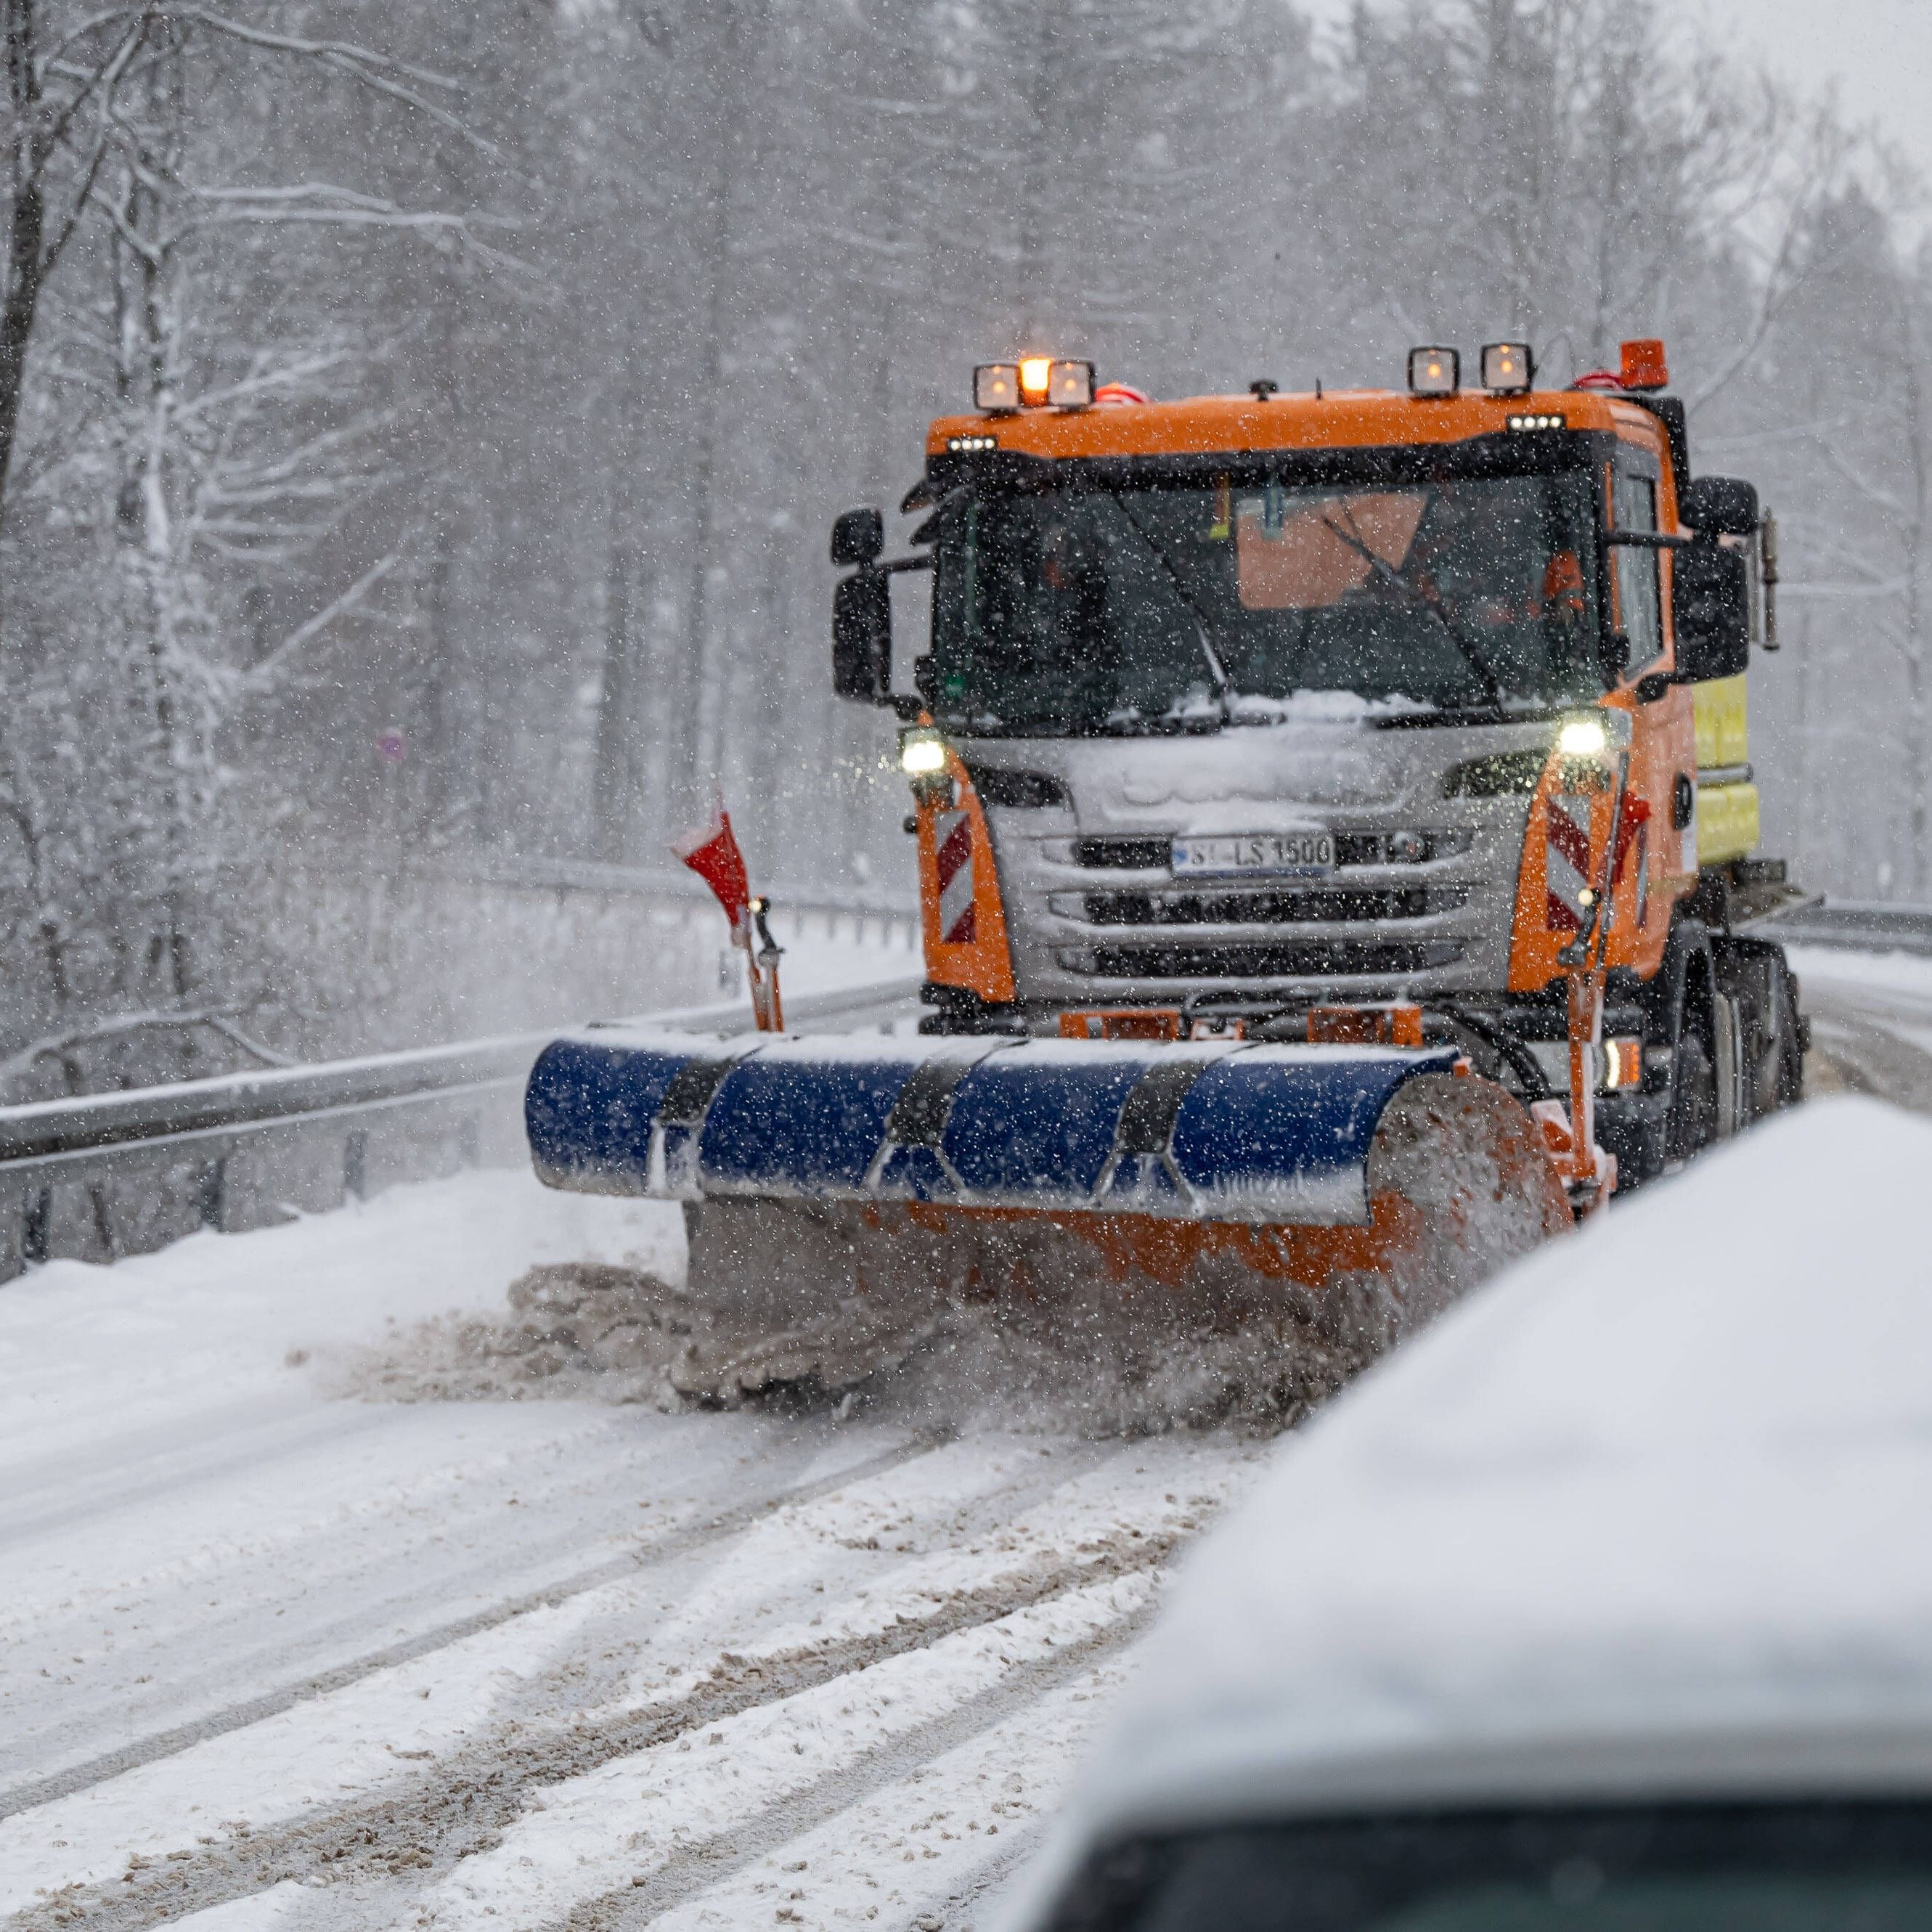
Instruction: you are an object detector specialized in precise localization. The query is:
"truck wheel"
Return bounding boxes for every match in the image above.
[1767,959,1806,1110]
[1781,1000,1808,1107]
[1712,992,1746,1138]
[1665,1023,1717,1167]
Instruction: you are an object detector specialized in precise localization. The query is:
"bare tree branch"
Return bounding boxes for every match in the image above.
[171,8,500,156]
[0,1001,285,1093]
[242,548,407,694]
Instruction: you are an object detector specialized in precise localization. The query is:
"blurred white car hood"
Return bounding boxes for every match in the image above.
[1005,1096,1932,1924]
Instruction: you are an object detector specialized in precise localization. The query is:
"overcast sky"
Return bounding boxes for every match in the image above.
[1300,0,1932,184]
[1709,0,1932,179]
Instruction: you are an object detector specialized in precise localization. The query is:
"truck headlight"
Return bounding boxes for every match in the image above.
[1557,716,1608,757]
[900,730,947,778]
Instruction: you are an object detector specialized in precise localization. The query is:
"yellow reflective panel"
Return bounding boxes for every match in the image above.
[1693,673,1749,769]
[1697,781,1760,866]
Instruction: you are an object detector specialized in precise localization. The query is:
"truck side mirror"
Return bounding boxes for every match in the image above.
[833,566,892,703]
[1679,475,1758,537]
[1673,538,1750,682]
[831,506,885,568]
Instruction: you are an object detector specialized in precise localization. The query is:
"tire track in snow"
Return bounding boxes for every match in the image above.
[577,1652,1127,1932]
[4,1443,1244,1932]
[0,1433,942,1822]
[421,1573,1151,1932]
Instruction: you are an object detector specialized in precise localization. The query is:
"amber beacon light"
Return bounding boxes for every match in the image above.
[1408,346,1459,396]
[1619,338,1669,391]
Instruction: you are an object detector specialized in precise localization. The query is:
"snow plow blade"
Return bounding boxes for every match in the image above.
[523,1031,1571,1410]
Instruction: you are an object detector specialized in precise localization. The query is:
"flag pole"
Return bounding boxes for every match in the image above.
[672,802,784,1032]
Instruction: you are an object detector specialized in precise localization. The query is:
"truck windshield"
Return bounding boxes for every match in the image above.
[926,470,1603,733]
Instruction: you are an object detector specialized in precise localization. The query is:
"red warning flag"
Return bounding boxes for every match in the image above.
[674,804,751,942]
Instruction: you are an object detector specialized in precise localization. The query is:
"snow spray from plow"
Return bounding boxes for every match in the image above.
[524,1030,1571,1416]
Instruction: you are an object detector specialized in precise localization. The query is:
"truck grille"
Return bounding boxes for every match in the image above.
[1069,939,1467,979]
[1075,886,1464,927]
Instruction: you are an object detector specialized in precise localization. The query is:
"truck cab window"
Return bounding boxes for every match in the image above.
[930,468,1603,733]
[1613,472,1663,674]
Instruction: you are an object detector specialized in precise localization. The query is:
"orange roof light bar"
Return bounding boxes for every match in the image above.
[929,384,1665,464]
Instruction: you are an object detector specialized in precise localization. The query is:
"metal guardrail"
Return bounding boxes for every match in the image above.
[0,977,921,1281]
[300,844,922,930]
[1761,900,1932,957]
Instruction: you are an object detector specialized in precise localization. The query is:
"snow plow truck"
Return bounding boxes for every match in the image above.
[523,338,1806,1409]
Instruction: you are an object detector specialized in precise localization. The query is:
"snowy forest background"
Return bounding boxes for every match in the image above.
[0,0,1922,1096]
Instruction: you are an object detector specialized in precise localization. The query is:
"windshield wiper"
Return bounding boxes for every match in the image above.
[1319,502,1506,710]
[1097,486,1235,719]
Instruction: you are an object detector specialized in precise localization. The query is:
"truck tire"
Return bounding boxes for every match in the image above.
[1665,1022,1718,1167]
[1711,936,1806,1122]
[1712,991,1746,1139]
[1765,955,1806,1111]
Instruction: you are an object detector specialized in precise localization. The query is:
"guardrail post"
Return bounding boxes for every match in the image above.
[23,1187,49,1267]
[197,1158,227,1233]
[343,1129,367,1202]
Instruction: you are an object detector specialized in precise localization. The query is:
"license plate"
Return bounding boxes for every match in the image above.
[1171,831,1334,879]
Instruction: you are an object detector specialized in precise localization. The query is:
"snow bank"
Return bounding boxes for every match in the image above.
[1007,1097,1932,1918]
[0,1169,680,1479]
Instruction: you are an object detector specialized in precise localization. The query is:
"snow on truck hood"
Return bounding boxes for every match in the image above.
[1007,1097,1932,1919]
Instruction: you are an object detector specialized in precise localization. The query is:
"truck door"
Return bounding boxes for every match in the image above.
[1610,436,1695,975]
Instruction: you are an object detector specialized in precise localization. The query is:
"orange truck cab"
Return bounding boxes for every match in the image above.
[830,341,1806,1189]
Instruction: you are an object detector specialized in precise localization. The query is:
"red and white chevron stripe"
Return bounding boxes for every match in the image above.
[1613,796,1651,932]
[1545,793,1594,934]
[934,809,977,945]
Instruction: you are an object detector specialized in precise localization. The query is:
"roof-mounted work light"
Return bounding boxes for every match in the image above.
[1408,346,1459,397]
[1481,342,1534,394]
[1047,359,1095,407]
[974,363,1020,412]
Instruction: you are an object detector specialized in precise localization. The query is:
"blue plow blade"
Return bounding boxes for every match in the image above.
[525,1030,1464,1228]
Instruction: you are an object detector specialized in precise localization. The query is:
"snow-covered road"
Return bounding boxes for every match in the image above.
[0,990,1264,1932]
[1791,943,1932,1109]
